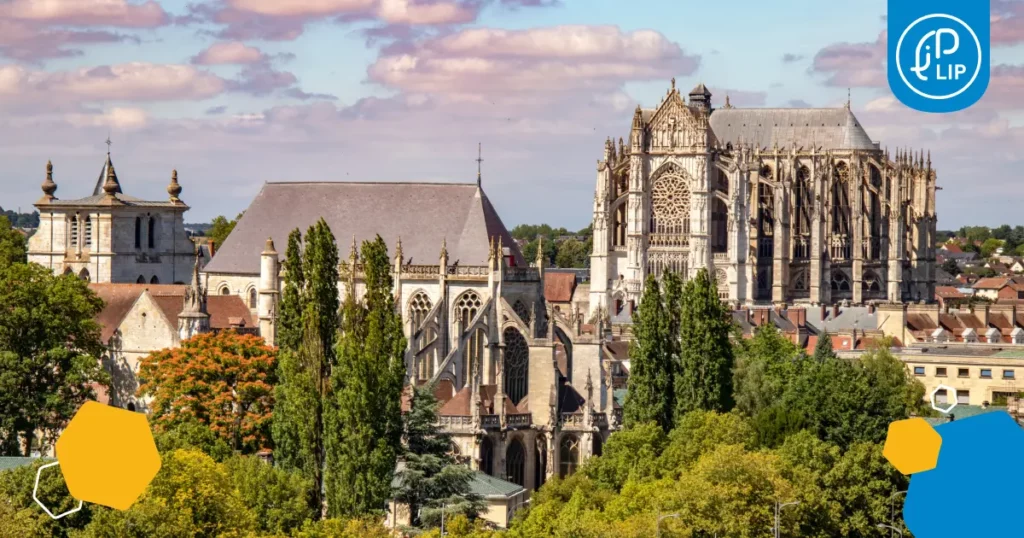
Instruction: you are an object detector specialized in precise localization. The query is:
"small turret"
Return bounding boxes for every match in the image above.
[102,154,120,197]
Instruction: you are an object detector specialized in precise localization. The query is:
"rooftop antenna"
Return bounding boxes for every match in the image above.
[476,142,483,187]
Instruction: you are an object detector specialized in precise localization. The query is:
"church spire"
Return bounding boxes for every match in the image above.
[476,142,483,187]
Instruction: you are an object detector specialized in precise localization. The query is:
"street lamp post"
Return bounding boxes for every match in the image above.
[889,489,908,538]
[656,513,680,537]
[877,523,904,537]
[773,501,800,538]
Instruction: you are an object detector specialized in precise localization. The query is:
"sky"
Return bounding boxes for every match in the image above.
[0,0,1023,231]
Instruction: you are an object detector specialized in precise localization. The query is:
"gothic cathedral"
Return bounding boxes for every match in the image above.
[589,81,937,319]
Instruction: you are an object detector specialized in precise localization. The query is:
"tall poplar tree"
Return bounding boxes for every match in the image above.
[623,275,673,431]
[271,220,339,515]
[675,268,735,420]
[327,236,407,517]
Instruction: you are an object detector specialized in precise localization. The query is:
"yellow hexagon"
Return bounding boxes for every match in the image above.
[883,417,942,475]
[55,401,161,510]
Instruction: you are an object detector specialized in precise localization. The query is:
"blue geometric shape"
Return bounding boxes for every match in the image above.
[904,412,1024,537]
[887,0,990,113]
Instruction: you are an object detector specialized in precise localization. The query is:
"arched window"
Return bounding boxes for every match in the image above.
[84,216,93,248]
[409,291,432,331]
[831,270,851,292]
[69,216,79,247]
[136,275,146,284]
[127,402,136,412]
[134,217,141,249]
[593,434,603,457]
[793,166,812,259]
[715,269,728,300]
[455,291,482,336]
[248,288,257,308]
[506,439,526,487]
[479,437,493,476]
[79,268,90,282]
[503,328,529,405]
[220,286,231,295]
[150,275,159,284]
[864,271,882,293]
[650,163,691,240]
[711,198,728,253]
[832,162,851,236]
[464,328,486,385]
[535,436,547,488]
[148,217,156,248]
[513,300,531,325]
[63,267,73,276]
[791,270,808,292]
[559,435,580,478]
[613,204,627,247]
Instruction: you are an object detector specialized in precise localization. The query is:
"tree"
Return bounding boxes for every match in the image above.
[811,331,838,363]
[981,238,1004,258]
[0,263,107,456]
[226,454,315,535]
[940,258,960,276]
[623,275,673,431]
[138,331,277,453]
[326,235,407,517]
[554,238,590,268]
[206,212,243,248]
[732,324,801,417]
[521,237,556,267]
[272,219,340,515]
[0,215,27,268]
[78,449,257,537]
[152,417,233,462]
[675,268,735,419]
[0,459,93,537]
[394,383,483,527]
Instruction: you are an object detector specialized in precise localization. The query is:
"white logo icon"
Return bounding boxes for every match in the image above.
[896,13,983,100]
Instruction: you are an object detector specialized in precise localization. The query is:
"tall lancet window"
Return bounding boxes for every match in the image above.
[148,217,156,248]
[464,328,486,385]
[84,217,92,248]
[134,217,141,248]
[793,166,812,259]
[503,327,529,405]
[455,291,481,336]
[69,216,79,247]
[409,291,432,332]
[506,439,526,486]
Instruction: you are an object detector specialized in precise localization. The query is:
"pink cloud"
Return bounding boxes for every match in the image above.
[708,87,766,107]
[377,0,477,25]
[368,25,698,95]
[993,0,1024,45]
[227,65,299,96]
[192,41,266,65]
[0,19,137,61]
[227,0,375,17]
[0,63,227,104]
[0,0,168,27]
[809,31,886,88]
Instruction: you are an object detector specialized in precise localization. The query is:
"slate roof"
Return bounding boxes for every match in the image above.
[708,107,877,151]
[468,471,525,499]
[205,182,523,275]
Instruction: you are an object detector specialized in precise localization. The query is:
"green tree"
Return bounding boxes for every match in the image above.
[137,331,277,453]
[77,449,256,537]
[272,220,340,515]
[0,263,108,456]
[940,258,960,276]
[0,215,27,268]
[152,418,233,462]
[394,383,483,527]
[521,237,556,267]
[206,212,243,248]
[675,268,735,419]
[623,275,673,431]
[584,422,668,491]
[0,459,93,537]
[554,238,590,268]
[327,235,407,517]
[225,454,314,535]
[811,331,838,363]
[981,237,1004,258]
[732,324,801,418]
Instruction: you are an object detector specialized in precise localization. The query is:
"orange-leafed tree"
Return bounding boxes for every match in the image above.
[138,331,277,454]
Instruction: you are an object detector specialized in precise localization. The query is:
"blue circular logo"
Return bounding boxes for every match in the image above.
[895,13,983,101]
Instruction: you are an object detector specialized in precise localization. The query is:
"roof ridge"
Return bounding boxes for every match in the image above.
[264,181,480,187]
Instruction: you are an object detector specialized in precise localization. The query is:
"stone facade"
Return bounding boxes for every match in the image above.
[589,81,938,318]
[28,154,196,284]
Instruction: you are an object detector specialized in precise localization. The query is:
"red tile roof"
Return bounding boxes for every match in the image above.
[544,272,577,303]
[943,244,964,254]
[935,286,967,299]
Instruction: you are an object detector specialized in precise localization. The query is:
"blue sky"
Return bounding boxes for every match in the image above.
[0,0,1022,231]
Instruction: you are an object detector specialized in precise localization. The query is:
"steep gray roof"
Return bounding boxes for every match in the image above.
[93,154,122,196]
[204,182,524,275]
[708,107,877,150]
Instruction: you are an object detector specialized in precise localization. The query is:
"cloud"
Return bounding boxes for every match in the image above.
[225,0,376,17]
[0,0,168,27]
[708,88,766,107]
[786,99,812,108]
[227,65,298,96]
[993,0,1024,45]
[368,25,698,96]
[782,53,803,63]
[0,63,227,105]
[0,20,139,61]
[206,105,228,115]
[377,0,477,25]
[809,31,886,87]
[64,107,149,130]
[284,88,339,100]
[192,41,266,65]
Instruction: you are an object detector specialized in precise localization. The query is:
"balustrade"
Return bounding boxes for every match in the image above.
[649,233,689,248]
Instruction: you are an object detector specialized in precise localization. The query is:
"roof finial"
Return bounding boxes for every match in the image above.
[349,234,358,263]
[724,94,732,109]
[846,88,851,109]
[102,153,120,197]
[475,142,483,187]
[671,77,676,91]
[167,169,182,203]
[440,237,448,262]
[40,160,57,201]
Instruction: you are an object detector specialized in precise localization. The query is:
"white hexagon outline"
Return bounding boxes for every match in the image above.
[930,384,958,414]
[33,461,83,520]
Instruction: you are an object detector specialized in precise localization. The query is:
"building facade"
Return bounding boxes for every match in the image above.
[204,181,617,492]
[28,153,196,284]
[589,81,938,319]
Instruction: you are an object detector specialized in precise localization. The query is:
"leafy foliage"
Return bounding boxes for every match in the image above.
[0,215,27,268]
[206,212,243,248]
[512,223,593,268]
[0,262,107,455]
[0,459,93,537]
[675,268,734,418]
[326,235,407,517]
[226,454,315,535]
[152,417,234,462]
[0,208,39,229]
[138,331,277,453]
[622,276,673,431]
[394,383,483,528]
